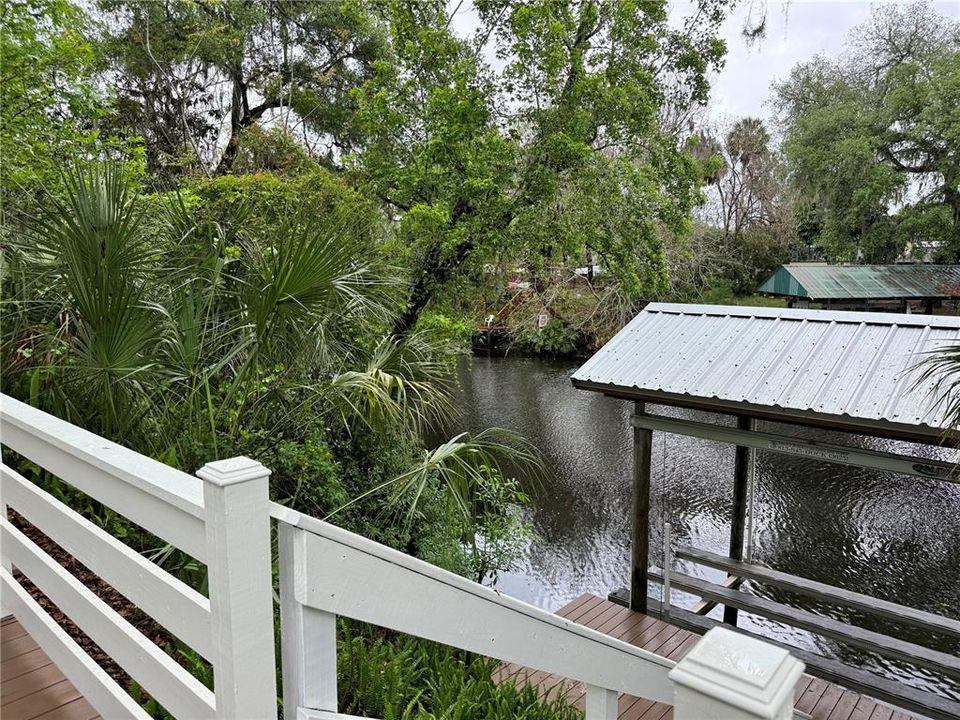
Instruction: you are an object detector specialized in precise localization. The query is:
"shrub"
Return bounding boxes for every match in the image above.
[337,622,581,720]
[187,169,380,244]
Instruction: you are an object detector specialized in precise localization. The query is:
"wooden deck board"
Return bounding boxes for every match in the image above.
[848,695,879,720]
[868,706,895,720]
[495,594,919,720]
[1,616,101,720]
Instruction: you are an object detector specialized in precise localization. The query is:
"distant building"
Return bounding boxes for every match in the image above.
[758,263,960,313]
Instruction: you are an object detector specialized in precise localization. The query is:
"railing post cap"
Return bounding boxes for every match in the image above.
[668,627,804,719]
[197,456,271,487]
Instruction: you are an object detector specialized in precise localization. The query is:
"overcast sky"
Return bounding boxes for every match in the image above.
[450,1,959,129]
[703,0,959,126]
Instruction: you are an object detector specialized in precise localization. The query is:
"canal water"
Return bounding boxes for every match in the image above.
[444,355,960,701]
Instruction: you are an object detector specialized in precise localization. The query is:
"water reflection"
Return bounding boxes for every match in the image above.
[442,355,960,700]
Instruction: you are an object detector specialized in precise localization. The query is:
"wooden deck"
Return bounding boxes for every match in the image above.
[494,594,918,720]
[1,615,100,720]
[0,597,925,720]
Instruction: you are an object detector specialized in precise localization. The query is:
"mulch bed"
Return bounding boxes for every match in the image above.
[8,510,198,696]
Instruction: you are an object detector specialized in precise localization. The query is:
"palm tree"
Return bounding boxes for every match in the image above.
[8,162,158,437]
[917,345,960,433]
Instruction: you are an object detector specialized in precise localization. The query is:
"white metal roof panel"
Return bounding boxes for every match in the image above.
[572,303,960,437]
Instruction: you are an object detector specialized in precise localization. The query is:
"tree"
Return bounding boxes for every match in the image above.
[351,0,730,338]
[711,118,780,240]
[0,0,137,200]
[96,0,387,181]
[687,116,796,294]
[774,3,960,263]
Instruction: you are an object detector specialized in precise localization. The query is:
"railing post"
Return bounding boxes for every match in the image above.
[585,685,618,719]
[278,522,338,714]
[0,494,10,617]
[198,457,278,720]
[669,627,804,720]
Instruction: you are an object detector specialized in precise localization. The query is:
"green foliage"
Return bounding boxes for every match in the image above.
[456,469,534,585]
[775,4,960,261]
[516,318,580,356]
[337,623,580,720]
[416,311,476,354]
[8,162,158,438]
[4,161,413,473]
[918,341,960,438]
[351,0,732,337]
[252,432,348,520]
[96,0,387,179]
[4,160,554,719]
[326,427,539,583]
[4,159,539,580]
[0,0,143,205]
[381,429,541,526]
[328,332,458,435]
[677,116,799,299]
[187,168,382,244]
[231,126,320,176]
[328,422,427,551]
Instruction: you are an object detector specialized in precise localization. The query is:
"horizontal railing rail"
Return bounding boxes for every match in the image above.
[0,394,277,719]
[1,395,206,559]
[272,503,676,720]
[665,569,960,678]
[0,567,153,719]
[1,520,216,718]
[1,464,213,659]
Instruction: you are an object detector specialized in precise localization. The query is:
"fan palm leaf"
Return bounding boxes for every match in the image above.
[915,342,960,433]
[328,428,544,526]
[327,331,456,432]
[239,208,398,375]
[17,162,159,436]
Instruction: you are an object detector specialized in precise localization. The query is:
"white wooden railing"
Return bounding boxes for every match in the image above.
[272,503,678,720]
[0,395,276,719]
[0,393,805,720]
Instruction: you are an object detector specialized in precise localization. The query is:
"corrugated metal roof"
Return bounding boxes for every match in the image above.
[758,264,960,300]
[572,303,960,439]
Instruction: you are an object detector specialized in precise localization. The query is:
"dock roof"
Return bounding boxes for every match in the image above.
[572,303,960,442]
[758,264,960,300]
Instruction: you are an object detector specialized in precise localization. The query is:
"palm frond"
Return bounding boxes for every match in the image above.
[20,162,159,436]
[327,428,545,525]
[327,331,456,432]
[914,342,960,433]
[240,208,400,373]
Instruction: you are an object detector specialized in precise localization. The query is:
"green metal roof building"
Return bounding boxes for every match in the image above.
[759,264,960,305]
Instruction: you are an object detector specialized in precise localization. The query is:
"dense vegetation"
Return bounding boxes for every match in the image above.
[774,3,960,264]
[1,0,958,717]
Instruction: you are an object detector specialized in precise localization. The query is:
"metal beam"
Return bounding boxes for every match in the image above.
[573,378,953,446]
[630,414,959,483]
[676,545,960,640]
[631,402,653,613]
